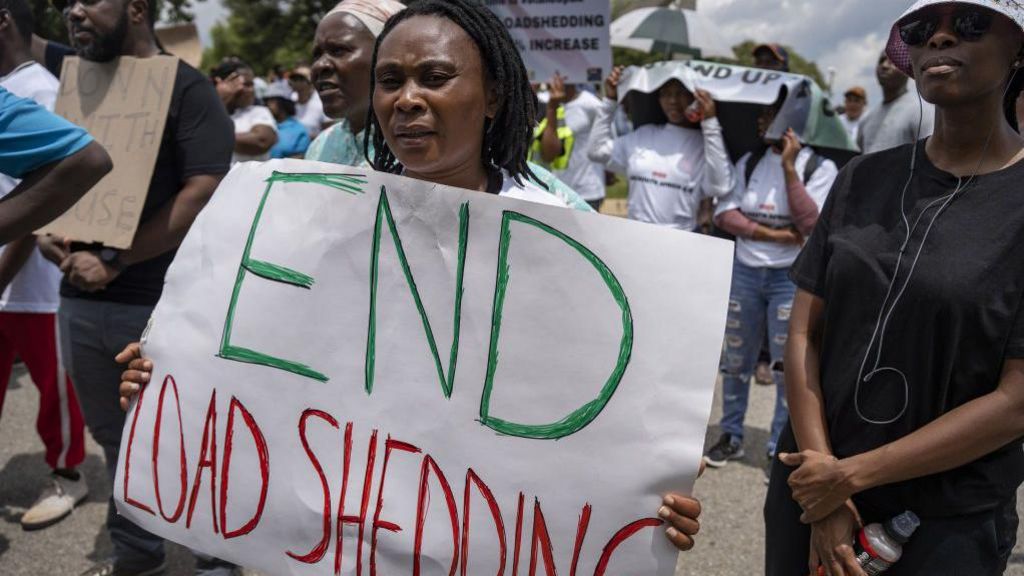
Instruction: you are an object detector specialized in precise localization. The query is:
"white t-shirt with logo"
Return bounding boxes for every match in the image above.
[588,98,735,231]
[294,91,329,139]
[715,147,838,269]
[231,105,278,163]
[0,62,62,313]
[551,90,605,202]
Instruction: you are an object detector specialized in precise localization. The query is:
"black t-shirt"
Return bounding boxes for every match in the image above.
[791,141,1024,519]
[46,43,234,306]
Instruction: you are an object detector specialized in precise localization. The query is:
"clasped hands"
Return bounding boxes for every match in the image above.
[37,234,120,292]
[779,450,859,523]
[780,450,869,576]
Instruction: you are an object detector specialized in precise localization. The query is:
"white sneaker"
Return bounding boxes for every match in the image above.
[21,472,89,530]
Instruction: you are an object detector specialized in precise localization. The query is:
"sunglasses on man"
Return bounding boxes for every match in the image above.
[898,5,996,46]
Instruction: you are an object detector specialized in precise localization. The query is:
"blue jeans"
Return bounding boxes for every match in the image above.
[59,298,235,575]
[718,261,795,456]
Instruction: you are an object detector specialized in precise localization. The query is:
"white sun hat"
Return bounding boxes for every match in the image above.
[886,0,1024,77]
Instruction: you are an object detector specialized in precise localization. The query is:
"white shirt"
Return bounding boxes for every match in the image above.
[294,91,329,139]
[839,112,865,145]
[499,172,569,208]
[231,105,278,163]
[0,62,62,313]
[253,76,268,100]
[551,90,606,202]
[715,147,838,269]
[398,168,568,208]
[588,98,735,231]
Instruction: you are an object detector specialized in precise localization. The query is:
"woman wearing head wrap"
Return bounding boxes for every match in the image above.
[303,0,405,167]
[304,0,594,211]
[765,1,1024,574]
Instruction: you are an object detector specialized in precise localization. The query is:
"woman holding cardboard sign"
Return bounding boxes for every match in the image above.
[118,0,705,556]
[304,0,593,211]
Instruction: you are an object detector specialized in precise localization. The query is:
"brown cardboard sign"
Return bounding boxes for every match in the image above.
[156,23,202,69]
[38,55,177,249]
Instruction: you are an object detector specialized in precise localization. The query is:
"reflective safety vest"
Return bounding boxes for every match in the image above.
[531,104,574,171]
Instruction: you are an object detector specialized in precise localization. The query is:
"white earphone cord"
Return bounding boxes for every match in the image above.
[854,68,1019,425]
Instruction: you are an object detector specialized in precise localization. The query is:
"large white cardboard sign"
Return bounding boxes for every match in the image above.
[114,160,732,576]
[486,0,611,84]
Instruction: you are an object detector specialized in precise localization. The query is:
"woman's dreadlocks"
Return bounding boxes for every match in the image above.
[364,0,541,186]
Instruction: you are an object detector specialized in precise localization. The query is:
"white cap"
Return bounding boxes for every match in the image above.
[886,0,1024,77]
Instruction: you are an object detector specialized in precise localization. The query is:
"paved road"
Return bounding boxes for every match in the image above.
[2,365,1023,575]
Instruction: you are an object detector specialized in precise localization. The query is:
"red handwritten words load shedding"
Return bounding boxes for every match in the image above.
[122,376,663,576]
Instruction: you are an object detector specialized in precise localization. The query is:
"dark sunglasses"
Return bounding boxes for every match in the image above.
[898,6,995,46]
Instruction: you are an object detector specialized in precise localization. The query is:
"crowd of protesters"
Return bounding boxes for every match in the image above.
[3,0,1024,575]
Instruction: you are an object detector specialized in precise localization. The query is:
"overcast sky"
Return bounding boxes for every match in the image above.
[700,0,911,107]
[187,0,912,109]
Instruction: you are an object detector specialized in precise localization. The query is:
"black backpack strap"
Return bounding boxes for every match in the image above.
[802,150,823,184]
[745,146,822,186]
[744,145,769,187]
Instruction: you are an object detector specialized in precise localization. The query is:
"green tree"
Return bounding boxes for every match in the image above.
[160,0,205,23]
[202,0,334,74]
[612,46,670,68]
[726,40,826,89]
[30,1,67,44]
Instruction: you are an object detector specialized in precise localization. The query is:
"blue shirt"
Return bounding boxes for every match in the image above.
[270,117,311,159]
[0,86,92,179]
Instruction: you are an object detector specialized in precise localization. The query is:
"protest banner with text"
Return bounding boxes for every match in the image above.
[486,0,611,84]
[115,160,732,575]
[37,56,177,248]
[618,60,857,153]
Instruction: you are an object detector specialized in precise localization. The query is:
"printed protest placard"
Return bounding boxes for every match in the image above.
[620,59,804,106]
[114,160,732,575]
[37,56,177,249]
[486,0,612,84]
